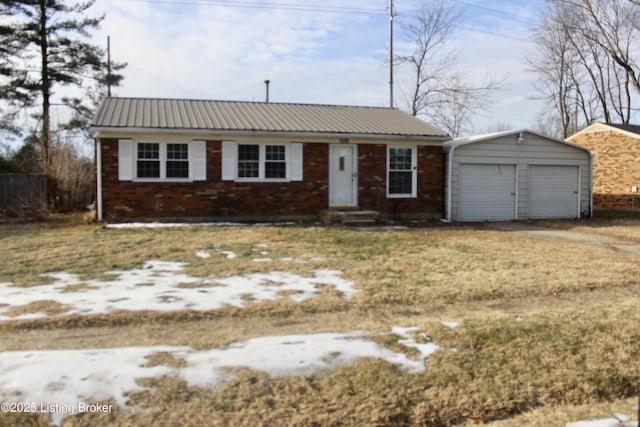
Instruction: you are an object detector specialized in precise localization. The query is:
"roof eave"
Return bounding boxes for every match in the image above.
[90,126,451,142]
[444,129,590,154]
[568,122,640,140]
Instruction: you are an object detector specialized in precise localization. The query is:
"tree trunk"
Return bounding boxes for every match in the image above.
[39,0,51,171]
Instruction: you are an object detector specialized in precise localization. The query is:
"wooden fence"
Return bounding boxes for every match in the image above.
[0,174,47,217]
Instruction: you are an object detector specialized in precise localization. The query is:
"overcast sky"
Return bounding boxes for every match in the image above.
[89,0,547,135]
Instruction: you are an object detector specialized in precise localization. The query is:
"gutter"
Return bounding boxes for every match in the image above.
[588,150,594,218]
[90,127,451,143]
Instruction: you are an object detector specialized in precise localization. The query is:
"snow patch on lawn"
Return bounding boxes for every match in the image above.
[0,327,441,425]
[442,321,460,330]
[566,414,637,427]
[211,247,237,259]
[0,261,356,321]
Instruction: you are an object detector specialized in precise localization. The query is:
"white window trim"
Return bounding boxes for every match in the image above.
[387,145,418,198]
[128,140,204,182]
[235,143,289,182]
[221,141,303,182]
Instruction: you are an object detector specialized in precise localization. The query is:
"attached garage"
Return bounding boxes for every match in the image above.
[444,130,592,222]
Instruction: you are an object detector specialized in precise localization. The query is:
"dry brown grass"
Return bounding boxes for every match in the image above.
[2,300,71,318]
[0,217,639,426]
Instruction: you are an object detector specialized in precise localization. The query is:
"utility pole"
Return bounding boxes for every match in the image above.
[107,36,112,97]
[388,0,395,108]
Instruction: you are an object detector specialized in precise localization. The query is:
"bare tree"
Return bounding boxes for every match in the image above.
[396,0,502,137]
[528,0,638,137]
[396,0,460,117]
[577,0,640,95]
[528,3,574,138]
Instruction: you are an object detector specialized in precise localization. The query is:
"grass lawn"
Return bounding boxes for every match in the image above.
[0,215,639,426]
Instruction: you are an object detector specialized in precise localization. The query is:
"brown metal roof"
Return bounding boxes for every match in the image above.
[91,97,449,138]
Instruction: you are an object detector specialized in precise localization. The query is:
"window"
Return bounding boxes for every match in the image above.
[136,142,190,180]
[237,144,287,180]
[238,144,260,178]
[221,141,303,182]
[265,145,286,178]
[137,143,160,178]
[388,146,416,197]
[166,143,189,178]
[119,140,206,181]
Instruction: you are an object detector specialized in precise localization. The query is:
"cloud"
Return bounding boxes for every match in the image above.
[92,1,386,104]
[85,0,554,132]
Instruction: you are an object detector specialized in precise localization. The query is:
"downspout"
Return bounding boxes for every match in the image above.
[445,143,456,221]
[588,150,593,218]
[96,138,103,221]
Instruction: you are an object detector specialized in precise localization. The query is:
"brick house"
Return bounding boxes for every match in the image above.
[90,97,450,222]
[567,123,640,207]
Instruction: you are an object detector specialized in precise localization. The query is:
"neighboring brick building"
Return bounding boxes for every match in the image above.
[568,123,640,208]
[91,97,449,222]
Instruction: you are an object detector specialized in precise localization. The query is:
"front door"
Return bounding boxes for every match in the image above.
[329,144,357,207]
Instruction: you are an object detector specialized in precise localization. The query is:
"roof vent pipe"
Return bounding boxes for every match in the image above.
[264,80,270,103]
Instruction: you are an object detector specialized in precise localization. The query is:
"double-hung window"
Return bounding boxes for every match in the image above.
[166,143,189,178]
[388,146,417,197]
[265,145,286,178]
[237,144,287,180]
[118,139,207,181]
[238,144,260,178]
[137,143,161,178]
[136,142,190,180]
[221,141,303,182]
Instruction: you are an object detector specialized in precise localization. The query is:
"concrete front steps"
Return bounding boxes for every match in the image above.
[319,209,380,226]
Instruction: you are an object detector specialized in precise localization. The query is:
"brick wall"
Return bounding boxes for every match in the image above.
[357,144,444,218]
[99,139,444,221]
[570,131,640,208]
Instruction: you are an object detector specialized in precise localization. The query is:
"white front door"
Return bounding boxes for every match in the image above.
[329,144,357,207]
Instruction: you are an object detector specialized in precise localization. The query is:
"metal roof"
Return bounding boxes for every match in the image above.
[444,129,591,154]
[91,97,449,138]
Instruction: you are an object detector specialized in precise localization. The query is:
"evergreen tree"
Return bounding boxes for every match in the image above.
[0,0,125,169]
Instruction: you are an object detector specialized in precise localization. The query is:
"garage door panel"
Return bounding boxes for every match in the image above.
[529,165,579,219]
[458,164,516,221]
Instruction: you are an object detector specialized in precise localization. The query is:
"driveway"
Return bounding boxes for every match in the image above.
[483,222,640,257]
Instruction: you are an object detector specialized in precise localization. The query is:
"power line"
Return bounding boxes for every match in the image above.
[119,0,534,43]
[117,0,387,15]
[458,25,531,43]
[449,0,537,25]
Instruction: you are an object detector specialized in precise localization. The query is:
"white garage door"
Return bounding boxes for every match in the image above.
[529,165,579,219]
[458,164,516,221]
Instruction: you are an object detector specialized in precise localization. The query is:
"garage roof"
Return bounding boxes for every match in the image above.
[91,97,449,139]
[444,129,590,153]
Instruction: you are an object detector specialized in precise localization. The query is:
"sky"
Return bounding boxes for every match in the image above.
[86,0,548,136]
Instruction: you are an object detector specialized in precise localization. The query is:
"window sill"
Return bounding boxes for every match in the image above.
[132,178,195,183]
[233,178,292,183]
[387,194,417,199]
